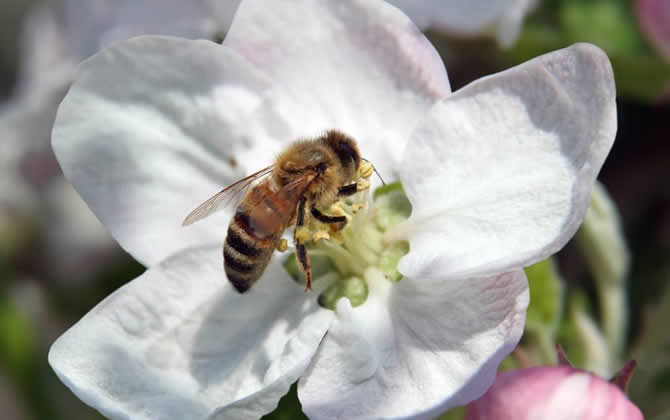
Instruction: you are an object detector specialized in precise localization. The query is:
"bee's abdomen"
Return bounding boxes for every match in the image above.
[224,213,277,293]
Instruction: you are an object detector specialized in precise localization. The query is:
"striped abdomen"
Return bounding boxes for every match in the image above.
[224,212,279,293]
[224,181,304,293]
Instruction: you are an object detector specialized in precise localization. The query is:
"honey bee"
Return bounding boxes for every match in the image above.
[183,130,364,293]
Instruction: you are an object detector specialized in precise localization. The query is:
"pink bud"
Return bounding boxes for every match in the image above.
[637,0,670,60]
[465,366,643,420]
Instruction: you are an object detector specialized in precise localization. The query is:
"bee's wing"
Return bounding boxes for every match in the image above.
[182,165,274,226]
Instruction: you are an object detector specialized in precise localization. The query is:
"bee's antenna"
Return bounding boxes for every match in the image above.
[362,158,386,186]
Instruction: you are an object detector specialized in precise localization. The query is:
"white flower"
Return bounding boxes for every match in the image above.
[0,0,233,279]
[48,0,616,419]
[387,0,539,47]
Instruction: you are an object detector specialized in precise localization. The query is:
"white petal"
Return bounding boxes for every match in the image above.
[388,0,538,47]
[398,44,617,280]
[52,36,283,266]
[49,246,333,420]
[299,268,528,419]
[224,0,450,175]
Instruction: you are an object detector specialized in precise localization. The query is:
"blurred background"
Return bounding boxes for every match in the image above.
[0,0,668,419]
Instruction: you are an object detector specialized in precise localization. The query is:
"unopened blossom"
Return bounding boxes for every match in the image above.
[388,0,539,47]
[48,0,616,419]
[465,365,643,420]
[637,0,670,60]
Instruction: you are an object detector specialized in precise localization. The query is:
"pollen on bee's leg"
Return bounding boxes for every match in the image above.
[312,230,330,242]
[295,226,311,244]
[328,202,352,222]
[276,239,288,252]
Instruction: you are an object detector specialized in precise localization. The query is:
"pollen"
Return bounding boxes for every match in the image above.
[276,239,288,252]
[312,230,330,242]
[295,226,311,244]
[358,161,374,179]
[357,179,370,191]
[284,179,411,311]
[327,202,352,223]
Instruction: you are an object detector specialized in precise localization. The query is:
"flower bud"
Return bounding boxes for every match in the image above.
[637,0,670,60]
[465,366,643,420]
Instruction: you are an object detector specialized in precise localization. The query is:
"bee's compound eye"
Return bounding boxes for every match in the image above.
[316,162,328,173]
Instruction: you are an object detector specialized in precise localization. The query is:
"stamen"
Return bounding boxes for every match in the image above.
[285,166,408,309]
[361,158,386,185]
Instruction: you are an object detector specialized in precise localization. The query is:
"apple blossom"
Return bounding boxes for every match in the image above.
[0,0,235,280]
[388,0,539,47]
[48,0,616,419]
[465,365,643,420]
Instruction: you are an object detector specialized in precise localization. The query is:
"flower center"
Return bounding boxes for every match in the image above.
[283,170,411,310]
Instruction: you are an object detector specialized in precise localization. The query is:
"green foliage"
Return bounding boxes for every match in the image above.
[629,286,670,418]
[507,0,670,102]
[434,406,466,420]
[262,383,308,420]
[557,293,591,369]
[559,0,643,55]
[525,259,564,332]
[0,300,35,380]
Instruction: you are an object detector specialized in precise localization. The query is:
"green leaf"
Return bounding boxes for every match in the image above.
[434,406,466,420]
[262,383,307,420]
[629,286,670,417]
[0,301,35,379]
[524,259,564,333]
[557,292,612,376]
[506,1,670,102]
[559,0,644,55]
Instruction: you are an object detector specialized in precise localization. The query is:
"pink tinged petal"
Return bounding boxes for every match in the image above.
[48,246,333,420]
[637,0,670,60]
[388,0,538,47]
[466,366,644,420]
[52,36,286,266]
[223,0,450,175]
[398,43,617,280]
[298,269,529,419]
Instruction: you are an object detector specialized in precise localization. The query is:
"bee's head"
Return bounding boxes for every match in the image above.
[321,129,360,180]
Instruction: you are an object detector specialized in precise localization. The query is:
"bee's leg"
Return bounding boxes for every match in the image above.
[310,206,347,228]
[295,197,313,291]
[337,183,358,197]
